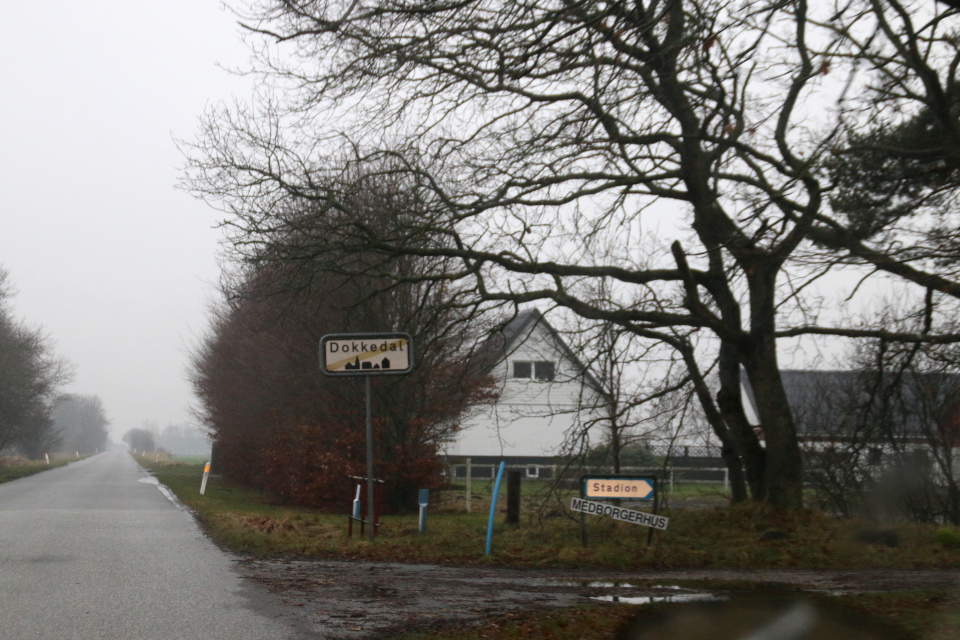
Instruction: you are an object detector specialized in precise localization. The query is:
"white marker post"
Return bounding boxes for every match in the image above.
[200,461,211,495]
[44,453,49,465]
[418,489,429,535]
[352,484,362,519]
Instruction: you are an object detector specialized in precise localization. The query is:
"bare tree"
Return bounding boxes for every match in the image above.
[0,268,70,456]
[122,428,156,453]
[183,0,960,506]
[52,395,110,455]
[803,2,960,305]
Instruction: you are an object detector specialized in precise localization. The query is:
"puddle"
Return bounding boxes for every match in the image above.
[552,580,719,605]
[591,593,721,605]
[555,581,693,590]
[556,581,640,588]
[138,476,182,509]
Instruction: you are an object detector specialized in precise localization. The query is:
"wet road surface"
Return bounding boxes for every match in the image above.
[0,451,297,640]
[5,452,958,639]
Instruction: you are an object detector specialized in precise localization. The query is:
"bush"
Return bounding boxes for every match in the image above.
[934,528,960,548]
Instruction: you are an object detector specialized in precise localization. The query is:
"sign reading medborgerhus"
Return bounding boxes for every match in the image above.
[320,333,414,376]
[569,498,669,530]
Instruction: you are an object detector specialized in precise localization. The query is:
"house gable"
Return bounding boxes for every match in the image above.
[446,309,605,459]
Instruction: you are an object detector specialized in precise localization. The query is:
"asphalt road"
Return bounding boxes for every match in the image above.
[0,451,296,640]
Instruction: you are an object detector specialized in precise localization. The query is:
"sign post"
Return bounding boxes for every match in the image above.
[576,475,666,542]
[321,332,414,541]
[418,489,429,534]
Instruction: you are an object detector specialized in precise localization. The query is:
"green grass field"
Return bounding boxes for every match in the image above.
[135,454,960,639]
[136,455,960,571]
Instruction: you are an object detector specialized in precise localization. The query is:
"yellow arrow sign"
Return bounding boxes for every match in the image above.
[583,477,654,500]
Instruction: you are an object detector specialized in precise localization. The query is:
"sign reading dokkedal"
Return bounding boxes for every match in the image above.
[320,333,414,376]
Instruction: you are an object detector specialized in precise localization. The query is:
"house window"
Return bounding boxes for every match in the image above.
[534,361,555,381]
[526,466,539,478]
[513,361,555,381]
[513,361,532,378]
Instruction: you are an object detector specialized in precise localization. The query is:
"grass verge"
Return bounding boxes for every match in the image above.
[0,454,82,483]
[138,455,960,571]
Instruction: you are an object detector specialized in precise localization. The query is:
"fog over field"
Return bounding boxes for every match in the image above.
[0,2,254,440]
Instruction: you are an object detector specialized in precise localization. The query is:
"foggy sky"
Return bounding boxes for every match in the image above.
[0,2,252,440]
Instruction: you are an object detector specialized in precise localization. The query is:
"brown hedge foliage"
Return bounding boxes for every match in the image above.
[191,262,496,513]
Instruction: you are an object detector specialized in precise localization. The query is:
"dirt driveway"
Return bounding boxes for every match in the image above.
[235,557,960,639]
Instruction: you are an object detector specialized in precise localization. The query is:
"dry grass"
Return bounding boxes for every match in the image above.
[0,454,79,483]
[139,457,960,571]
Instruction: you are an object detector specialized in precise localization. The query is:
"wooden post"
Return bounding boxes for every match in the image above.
[365,374,375,542]
[506,470,521,525]
[647,476,659,547]
[580,511,588,547]
[465,457,472,513]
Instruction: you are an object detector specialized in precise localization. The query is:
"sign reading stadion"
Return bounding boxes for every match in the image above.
[570,498,669,530]
[582,476,655,500]
[320,333,414,376]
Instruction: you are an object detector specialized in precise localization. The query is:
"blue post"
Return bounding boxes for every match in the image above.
[485,461,506,555]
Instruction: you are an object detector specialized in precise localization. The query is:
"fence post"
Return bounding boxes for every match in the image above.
[506,470,521,525]
[465,457,472,513]
[724,467,729,491]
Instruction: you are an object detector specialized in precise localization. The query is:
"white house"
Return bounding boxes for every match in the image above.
[443,309,607,470]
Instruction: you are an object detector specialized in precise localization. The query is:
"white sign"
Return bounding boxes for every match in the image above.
[320,333,413,375]
[570,497,669,530]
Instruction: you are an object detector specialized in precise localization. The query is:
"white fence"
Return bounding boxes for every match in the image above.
[446,461,731,491]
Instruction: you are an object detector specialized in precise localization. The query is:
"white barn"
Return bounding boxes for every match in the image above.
[444,309,607,469]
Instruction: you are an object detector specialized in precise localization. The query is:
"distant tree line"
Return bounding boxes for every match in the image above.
[122,427,156,453]
[122,422,211,455]
[0,268,70,458]
[50,394,109,455]
[154,423,211,456]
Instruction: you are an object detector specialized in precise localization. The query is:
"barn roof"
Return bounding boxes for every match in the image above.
[741,369,960,439]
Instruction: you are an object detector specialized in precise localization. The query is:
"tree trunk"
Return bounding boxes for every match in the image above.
[678,343,749,502]
[610,418,621,474]
[716,341,767,500]
[720,444,749,503]
[742,271,804,509]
